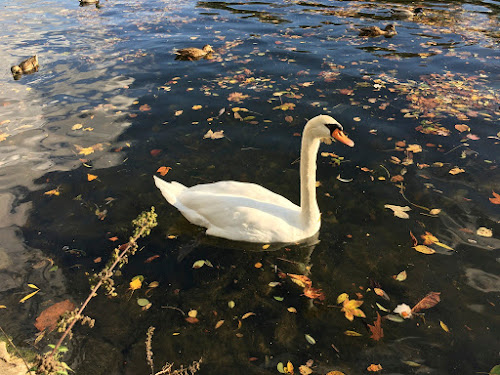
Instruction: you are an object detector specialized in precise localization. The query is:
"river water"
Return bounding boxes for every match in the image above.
[0,0,499,374]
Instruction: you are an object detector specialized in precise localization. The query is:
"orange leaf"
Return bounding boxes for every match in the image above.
[44,189,60,196]
[34,300,75,332]
[288,274,312,288]
[109,236,119,242]
[87,174,98,181]
[185,316,199,324]
[303,286,325,301]
[421,231,438,245]
[156,166,172,176]
[367,312,383,341]
[412,292,441,313]
[489,191,500,204]
[367,364,383,372]
[139,104,151,111]
[409,230,418,246]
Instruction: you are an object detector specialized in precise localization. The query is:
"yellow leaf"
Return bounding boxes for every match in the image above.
[394,270,407,281]
[19,289,40,303]
[192,105,202,110]
[287,361,294,374]
[44,189,60,196]
[336,293,349,304]
[287,307,297,313]
[449,167,465,175]
[413,245,436,254]
[262,244,270,250]
[129,278,142,290]
[440,320,450,333]
[215,320,224,329]
[435,241,454,251]
[188,310,198,318]
[429,208,441,215]
[72,123,83,130]
[344,330,362,336]
[299,365,313,375]
[0,305,6,309]
[87,174,98,181]
[27,284,39,289]
[148,281,159,288]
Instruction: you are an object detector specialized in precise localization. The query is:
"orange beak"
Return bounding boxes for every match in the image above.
[332,128,354,147]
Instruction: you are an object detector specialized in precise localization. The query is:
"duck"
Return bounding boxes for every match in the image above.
[11,55,39,78]
[175,45,214,61]
[79,0,99,4]
[153,115,354,243]
[358,24,397,37]
[390,7,424,18]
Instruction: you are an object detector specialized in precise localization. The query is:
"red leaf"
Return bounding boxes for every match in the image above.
[412,292,441,313]
[185,317,199,324]
[367,312,383,341]
[150,149,162,157]
[303,286,325,301]
[34,300,75,332]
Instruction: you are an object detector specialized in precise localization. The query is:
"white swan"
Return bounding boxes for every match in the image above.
[153,115,354,243]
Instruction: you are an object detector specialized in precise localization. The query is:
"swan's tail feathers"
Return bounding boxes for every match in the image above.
[153,176,187,206]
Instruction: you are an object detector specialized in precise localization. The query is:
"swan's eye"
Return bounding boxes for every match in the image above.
[325,123,343,133]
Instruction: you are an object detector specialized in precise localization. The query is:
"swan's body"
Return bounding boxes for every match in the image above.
[154,115,354,243]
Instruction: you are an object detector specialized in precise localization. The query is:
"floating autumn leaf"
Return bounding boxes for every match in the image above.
[203,129,224,139]
[192,105,202,110]
[489,191,500,204]
[109,236,118,242]
[394,303,412,319]
[72,123,83,130]
[367,312,383,341]
[156,166,172,176]
[227,92,249,102]
[19,288,40,303]
[406,144,422,153]
[188,310,198,318]
[326,372,346,375]
[373,288,390,301]
[150,149,162,157]
[288,274,312,288]
[411,292,441,313]
[384,204,411,219]
[303,286,325,301]
[394,270,407,281]
[367,364,383,372]
[421,231,454,250]
[254,262,262,268]
[185,316,199,324]
[87,173,98,181]
[129,276,143,290]
[262,244,270,250]
[337,293,349,304]
[304,334,316,345]
[455,124,470,132]
[344,330,362,337]
[476,227,492,237]
[215,320,224,329]
[75,143,104,156]
[413,245,436,254]
[241,312,256,320]
[139,104,151,111]
[174,110,183,116]
[341,298,366,321]
[273,103,296,111]
[409,230,418,246]
[44,188,60,196]
[440,320,450,333]
[34,300,75,332]
[285,115,293,123]
[429,208,441,215]
[449,167,465,175]
[299,365,313,375]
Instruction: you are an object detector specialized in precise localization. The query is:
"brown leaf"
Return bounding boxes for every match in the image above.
[34,300,75,332]
[288,274,312,288]
[412,292,441,313]
[185,317,199,324]
[139,104,151,112]
[367,312,383,341]
[303,286,325,301]
[144,255,160,263]
[409,230,418,246]
[367,364,383,372]
[150,149,162,157]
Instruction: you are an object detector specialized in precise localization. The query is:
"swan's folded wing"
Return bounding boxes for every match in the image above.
[184,181,298,209]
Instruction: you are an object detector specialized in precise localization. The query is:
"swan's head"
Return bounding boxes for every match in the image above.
[307,115,355,147]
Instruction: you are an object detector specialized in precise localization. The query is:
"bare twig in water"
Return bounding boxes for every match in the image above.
[398,183,430,211]
[160,306,186,316]
[36,208,158,374]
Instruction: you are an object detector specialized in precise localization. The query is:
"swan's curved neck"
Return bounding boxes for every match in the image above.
[300,130,321,225]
